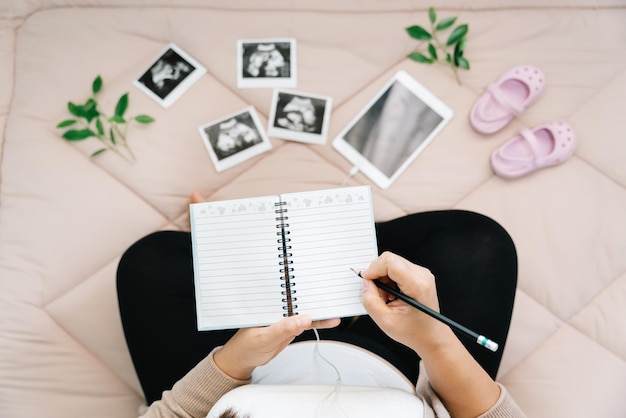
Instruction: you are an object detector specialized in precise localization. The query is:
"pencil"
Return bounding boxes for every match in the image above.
[351,268,499,352]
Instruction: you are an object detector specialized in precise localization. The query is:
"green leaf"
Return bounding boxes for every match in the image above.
[428,7,437,24]
[405,25,432,41]
[134,114,155,124]
[456,56,470,70]
[115,93,129,117]
[435,16,457,31]
[82,98,100,122]
[56,119,77,128]
[68,102,84,118]
[84,98,96,110]
[407,52,434,64]
[454,39,467,68]
[109,115,126,124]
[92,75,102,95]
[109,128,116,145]
[446,53,452,63]
[446,24,468,46]
[62,129,95,141]
[428,43,438,60]
[455,39,466,56]
[96,118,104,136]
[91,148,107,157]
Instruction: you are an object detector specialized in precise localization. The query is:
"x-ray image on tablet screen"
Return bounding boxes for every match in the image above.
[332,70,453,189]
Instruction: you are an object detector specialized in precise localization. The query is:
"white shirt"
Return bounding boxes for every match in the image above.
[207,341,425,418]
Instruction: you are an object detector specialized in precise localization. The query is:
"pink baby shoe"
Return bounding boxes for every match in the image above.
[490,121,576,179]
[470,65,546,134]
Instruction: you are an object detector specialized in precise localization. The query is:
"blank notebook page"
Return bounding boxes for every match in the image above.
[191,195,284,330]
[282,187,378,319]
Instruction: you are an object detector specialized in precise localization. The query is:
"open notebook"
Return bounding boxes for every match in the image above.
[189,186,378,331]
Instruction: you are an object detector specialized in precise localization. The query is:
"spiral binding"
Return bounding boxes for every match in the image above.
[275,201,297,316]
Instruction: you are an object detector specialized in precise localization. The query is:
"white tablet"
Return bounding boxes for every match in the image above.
[332,70,453,189]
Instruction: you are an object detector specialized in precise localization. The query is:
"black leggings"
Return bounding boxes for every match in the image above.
[117,210,518,404]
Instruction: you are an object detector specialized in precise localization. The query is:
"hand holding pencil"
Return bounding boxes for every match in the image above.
[358,251,498,354]
[358,251,504,416]
[358,252,455,355]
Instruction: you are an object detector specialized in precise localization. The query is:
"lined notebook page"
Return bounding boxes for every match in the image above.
[282,186,378,319]
[190,195,285,331]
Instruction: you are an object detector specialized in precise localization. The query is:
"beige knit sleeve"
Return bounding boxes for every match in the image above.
[140,347,250,418]
[476,383,527,418]
[416,361,527,418]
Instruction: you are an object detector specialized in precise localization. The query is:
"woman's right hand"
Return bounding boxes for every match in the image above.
[360,251,455,355]
[362,252,505,417]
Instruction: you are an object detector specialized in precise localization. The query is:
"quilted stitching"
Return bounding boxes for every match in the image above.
[1,2,625,417]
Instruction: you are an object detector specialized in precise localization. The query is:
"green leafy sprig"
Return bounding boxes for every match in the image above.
[406,7,470,85]
[56,75,154,162]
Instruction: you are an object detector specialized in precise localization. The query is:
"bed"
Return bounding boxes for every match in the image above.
[1,0,625,416]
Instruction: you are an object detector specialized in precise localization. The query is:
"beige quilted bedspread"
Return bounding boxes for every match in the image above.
[1,1,625,417]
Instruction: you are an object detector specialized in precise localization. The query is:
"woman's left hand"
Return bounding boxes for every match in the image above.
[214,315,340,380]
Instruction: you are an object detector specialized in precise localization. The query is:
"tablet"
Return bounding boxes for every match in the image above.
[332,71,453,189]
